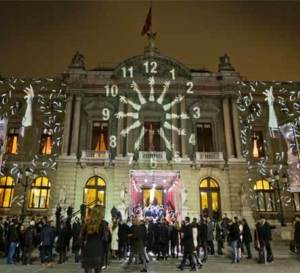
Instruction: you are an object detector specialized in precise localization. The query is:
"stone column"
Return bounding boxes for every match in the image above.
[117,102,124,157]
[222,97,234,159]
[180,99,188,157]
[62,95,73,156]
[232,98,242,158]
[70,95,82,156]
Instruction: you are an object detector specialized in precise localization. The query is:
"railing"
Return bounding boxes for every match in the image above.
[81,150,109,159]
[195,152,224,162]
[139,151,167,161]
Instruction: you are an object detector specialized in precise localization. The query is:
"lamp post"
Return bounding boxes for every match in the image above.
[19,167,32,219]
[273,170,287,227]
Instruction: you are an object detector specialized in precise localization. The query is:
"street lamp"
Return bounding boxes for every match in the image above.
[18,167,32,219]
[273,170,286,227]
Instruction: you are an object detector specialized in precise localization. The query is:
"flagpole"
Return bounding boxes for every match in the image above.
[150,0,153,35]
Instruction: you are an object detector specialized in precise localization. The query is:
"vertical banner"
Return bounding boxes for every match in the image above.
[0,118,8,167]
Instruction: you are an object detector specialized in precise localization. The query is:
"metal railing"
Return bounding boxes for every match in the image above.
[81,150,109,159]
[139,151,167,161]
[195,152,224,161]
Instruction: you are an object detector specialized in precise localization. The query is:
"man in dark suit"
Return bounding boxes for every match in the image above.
[178,217,197,271]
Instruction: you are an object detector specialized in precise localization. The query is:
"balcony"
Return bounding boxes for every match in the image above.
[138,151,167,162]
[195,152,224,164]
[81,150,110,164]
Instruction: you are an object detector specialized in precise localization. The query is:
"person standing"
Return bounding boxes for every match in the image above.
[215,220,224,255]
[0,217,5,257]
[197,218,208,262]
[294,216,300,259]
[206,217,215,255]
[56,220,69,264]
[126,217,147,272]
[22,221,37,265]
[170,220,179,258]
[157,218,169,261]
[72,217,82,263]
[7,219,19,264]
[255,217,273,264]
[118,219,130,259]
[242,219,252,259]
[40,219,55,266]
[110,218,119,259]
[81,205,109,273]
[228,217,241,263]
[178,217,197,271]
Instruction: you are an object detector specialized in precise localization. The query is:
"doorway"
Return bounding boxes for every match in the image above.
[199,177,221,219]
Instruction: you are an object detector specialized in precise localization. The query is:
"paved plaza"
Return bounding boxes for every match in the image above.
[1,243,299,273]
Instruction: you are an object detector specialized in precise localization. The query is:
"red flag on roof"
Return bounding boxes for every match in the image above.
[141,7,152,36]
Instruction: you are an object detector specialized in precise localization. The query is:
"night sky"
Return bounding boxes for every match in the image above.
[0,1,300,81]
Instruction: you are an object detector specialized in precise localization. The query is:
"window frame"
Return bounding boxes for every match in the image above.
[91,121,109,152]
[196,122,214,152]
[28,176,51,209]
[84,176,106,207]
[39,128,53,155]
[254,179,277,212]
[0,176,15,208]
[199,177,221,218]
[6,127,20,154]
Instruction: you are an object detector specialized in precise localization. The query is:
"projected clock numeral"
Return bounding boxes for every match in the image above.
[121,66,134,78]
[186,81,194,94]
[105,84,118,97]
[102,108,110,121]
[109,135,117,148]
[193,106,201,119]
[144,61,158,74]
[189,134,196,145]
[170,68,176,80]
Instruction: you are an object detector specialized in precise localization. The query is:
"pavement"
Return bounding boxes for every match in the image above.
[1,242,299,273]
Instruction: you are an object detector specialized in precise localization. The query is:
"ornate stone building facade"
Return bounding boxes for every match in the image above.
[1,40,299,239]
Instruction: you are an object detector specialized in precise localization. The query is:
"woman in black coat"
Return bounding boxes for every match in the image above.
[294,216,300,259]
[81,205,109,273]
[242,219,252,259]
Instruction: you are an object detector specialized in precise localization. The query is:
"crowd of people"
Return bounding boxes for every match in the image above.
[0,208,300,273]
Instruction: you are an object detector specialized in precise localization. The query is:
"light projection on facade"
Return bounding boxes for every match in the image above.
[0,78,66,208]
[102,59,200,165]
[237,80,300,210]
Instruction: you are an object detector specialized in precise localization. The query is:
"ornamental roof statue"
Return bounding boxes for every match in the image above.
[70,51,85,69]
[218,53,235,72]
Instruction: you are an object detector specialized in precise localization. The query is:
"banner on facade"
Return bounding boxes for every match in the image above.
[0,118,7,168]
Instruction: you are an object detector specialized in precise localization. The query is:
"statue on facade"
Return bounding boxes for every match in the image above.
[218,53,235,72]
[70,51,85,68]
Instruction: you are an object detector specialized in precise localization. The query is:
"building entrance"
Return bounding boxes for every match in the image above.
[130,170,183,220]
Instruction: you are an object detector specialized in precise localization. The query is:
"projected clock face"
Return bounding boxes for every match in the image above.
[103,59,200,162]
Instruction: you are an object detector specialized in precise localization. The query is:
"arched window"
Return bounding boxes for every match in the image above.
[84,176,106,207]
[254,179,276,212]
[29,176,51,209]
[0,176,14,208]
[199,177,221,219]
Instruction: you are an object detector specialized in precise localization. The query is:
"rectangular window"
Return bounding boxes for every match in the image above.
[144,122,161,151]
[40,129,53,155]
[196,123,213,152]
[92,121,108,152]
[252,130,265,158]
[6,128,19,154]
